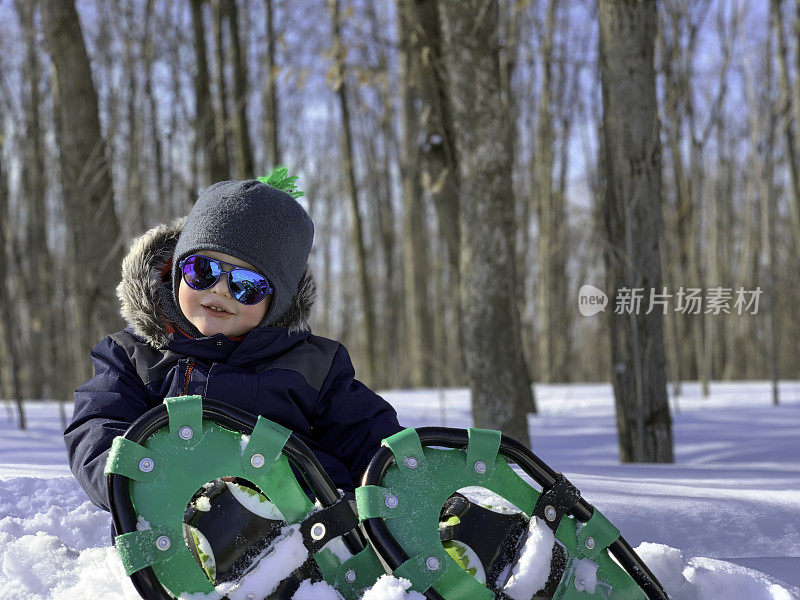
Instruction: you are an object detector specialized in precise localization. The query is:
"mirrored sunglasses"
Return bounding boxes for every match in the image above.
[180,255,272,305]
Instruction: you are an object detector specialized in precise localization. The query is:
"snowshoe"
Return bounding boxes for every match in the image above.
[105,395,385,600]
[356,427,670,600]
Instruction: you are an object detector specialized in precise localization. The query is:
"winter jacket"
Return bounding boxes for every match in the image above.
[64,220,402,511]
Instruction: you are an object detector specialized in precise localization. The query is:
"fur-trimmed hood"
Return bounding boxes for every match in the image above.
[116,219,316,349]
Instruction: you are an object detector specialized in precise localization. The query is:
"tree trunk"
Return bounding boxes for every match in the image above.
[598,0,673,463]
[0,97,25,428]
[398,0,435,387]
[365,2,404,389]
[535,0,570,385]
[143,0,166,222]
[328,0,378,384]
[438,0,533,446]
[41,0,125,374]
[659,6,704,389]
[408,0,464,383]
[212,0,232,175]
[123,1,144,236]
[262,0,281,167]
[16,0,52,399]
[772,0,800,256]
[226,0,255,178]
[191,0,228,184]
[762,4,780,405]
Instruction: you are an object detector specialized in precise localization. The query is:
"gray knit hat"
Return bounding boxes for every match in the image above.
[172,178,314,328]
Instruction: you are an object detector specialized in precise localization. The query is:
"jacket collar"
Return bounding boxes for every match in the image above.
[163,325,311,367]
[116,218,316,350]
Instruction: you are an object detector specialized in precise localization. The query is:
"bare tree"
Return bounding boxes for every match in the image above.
[599,0,673,462]
[397,0,435,387]
[41,0,125,374]
[15,0,53,399]
[122,0,145,234]
[762,2,780,405]
[226,0,255,178]
[262,0,281,167]
[143,0,166,220]
[771,0,800,254]
[191,0,228,184]
[533,0,571,384]
[328,0,378,383]
[437,0,533,445]
[658,2,711,395]
[360,2,405,388]
[406,0,464,384]
[0,84,26,428]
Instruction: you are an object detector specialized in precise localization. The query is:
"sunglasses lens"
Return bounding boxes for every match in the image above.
[182,255,221,291]
[228,269,271,305]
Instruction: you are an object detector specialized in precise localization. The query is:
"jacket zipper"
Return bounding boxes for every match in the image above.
[183,359,195,395]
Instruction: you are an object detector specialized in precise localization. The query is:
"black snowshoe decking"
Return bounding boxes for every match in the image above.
[105,395,383,600]
[357,427,670,600]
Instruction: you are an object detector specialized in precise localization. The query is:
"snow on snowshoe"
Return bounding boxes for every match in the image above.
[356,427,670,600]
[105,395,385,600]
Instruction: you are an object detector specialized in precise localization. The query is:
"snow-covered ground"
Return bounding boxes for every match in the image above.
[1,382,798,599]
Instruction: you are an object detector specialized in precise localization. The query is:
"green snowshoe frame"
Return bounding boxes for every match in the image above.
[107,397,668,600]
[358,427,669,600]
[105,395,384,600]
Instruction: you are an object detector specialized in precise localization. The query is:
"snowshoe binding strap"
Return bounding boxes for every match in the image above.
[106,395,385,600]
[439,492,567,599]
[357,426,669,600]
[532,473,580,533]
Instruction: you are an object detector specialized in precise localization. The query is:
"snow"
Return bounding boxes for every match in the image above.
[570,558,599,594]
[501,517,555,598]
[220,525,308,600]
[224,481,284,521]
[0,381,799,599]
[359,575,425,600]
[291,579,342,600]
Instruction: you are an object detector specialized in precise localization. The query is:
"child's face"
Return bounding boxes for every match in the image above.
[178,250,271,338]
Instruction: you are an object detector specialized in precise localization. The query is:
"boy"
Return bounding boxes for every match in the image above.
[65,173,403,512]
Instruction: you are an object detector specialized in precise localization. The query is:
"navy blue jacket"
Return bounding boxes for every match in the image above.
[64,221,402,511]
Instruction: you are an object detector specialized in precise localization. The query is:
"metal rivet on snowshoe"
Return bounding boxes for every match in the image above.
[138,458,154,473]
[345,569,357,583]
[385,494,399,509]
[250,453,265,468]
[474,460,487,474]
[545,505,557,521]
[426,556,440,571]
[404,456,419,469]
[310,522,327,540]
[178,426,194,440]
[155,535,171,551]
[585,536,595,550]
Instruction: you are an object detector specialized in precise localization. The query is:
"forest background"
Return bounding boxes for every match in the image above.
[0,0,797,461]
